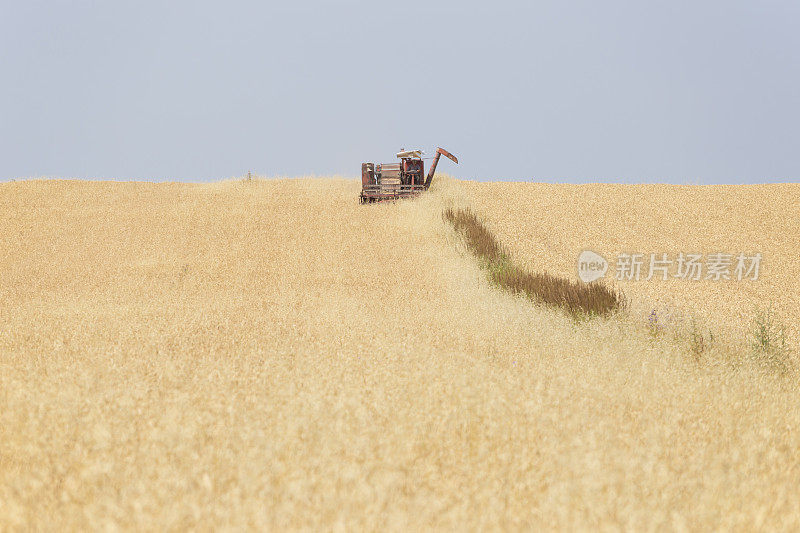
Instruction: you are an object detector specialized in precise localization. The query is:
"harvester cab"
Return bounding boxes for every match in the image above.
[360,147,458,204]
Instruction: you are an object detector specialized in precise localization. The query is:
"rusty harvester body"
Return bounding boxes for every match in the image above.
[360,147,458,203]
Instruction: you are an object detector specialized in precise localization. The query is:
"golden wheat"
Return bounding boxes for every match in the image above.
[1,177,798,530]
[462,181,800,352]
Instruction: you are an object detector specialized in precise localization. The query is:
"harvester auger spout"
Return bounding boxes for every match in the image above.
[359,146,458,203]
[424,147,459,189]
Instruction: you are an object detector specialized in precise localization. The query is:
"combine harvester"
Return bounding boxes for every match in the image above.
[359,147,458,203]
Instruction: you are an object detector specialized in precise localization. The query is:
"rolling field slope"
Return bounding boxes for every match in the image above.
[464,181,800,352]
[1,178,798,530]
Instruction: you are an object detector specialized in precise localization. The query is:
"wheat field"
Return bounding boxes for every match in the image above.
[463,181,800,353]
[1,177,798,530]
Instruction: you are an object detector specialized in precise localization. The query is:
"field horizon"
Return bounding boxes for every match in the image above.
[1,176,798,529]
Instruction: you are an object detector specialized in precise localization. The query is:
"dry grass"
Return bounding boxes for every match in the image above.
[1,177,799,530]
[443,207,624,318]
[442,207,506,263]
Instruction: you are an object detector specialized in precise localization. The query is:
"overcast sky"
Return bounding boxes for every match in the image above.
[1,1,798,183]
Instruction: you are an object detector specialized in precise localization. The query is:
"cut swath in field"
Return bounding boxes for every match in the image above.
[444,207,625,318]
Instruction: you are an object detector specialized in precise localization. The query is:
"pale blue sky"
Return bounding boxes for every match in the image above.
[1,1,798,183]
